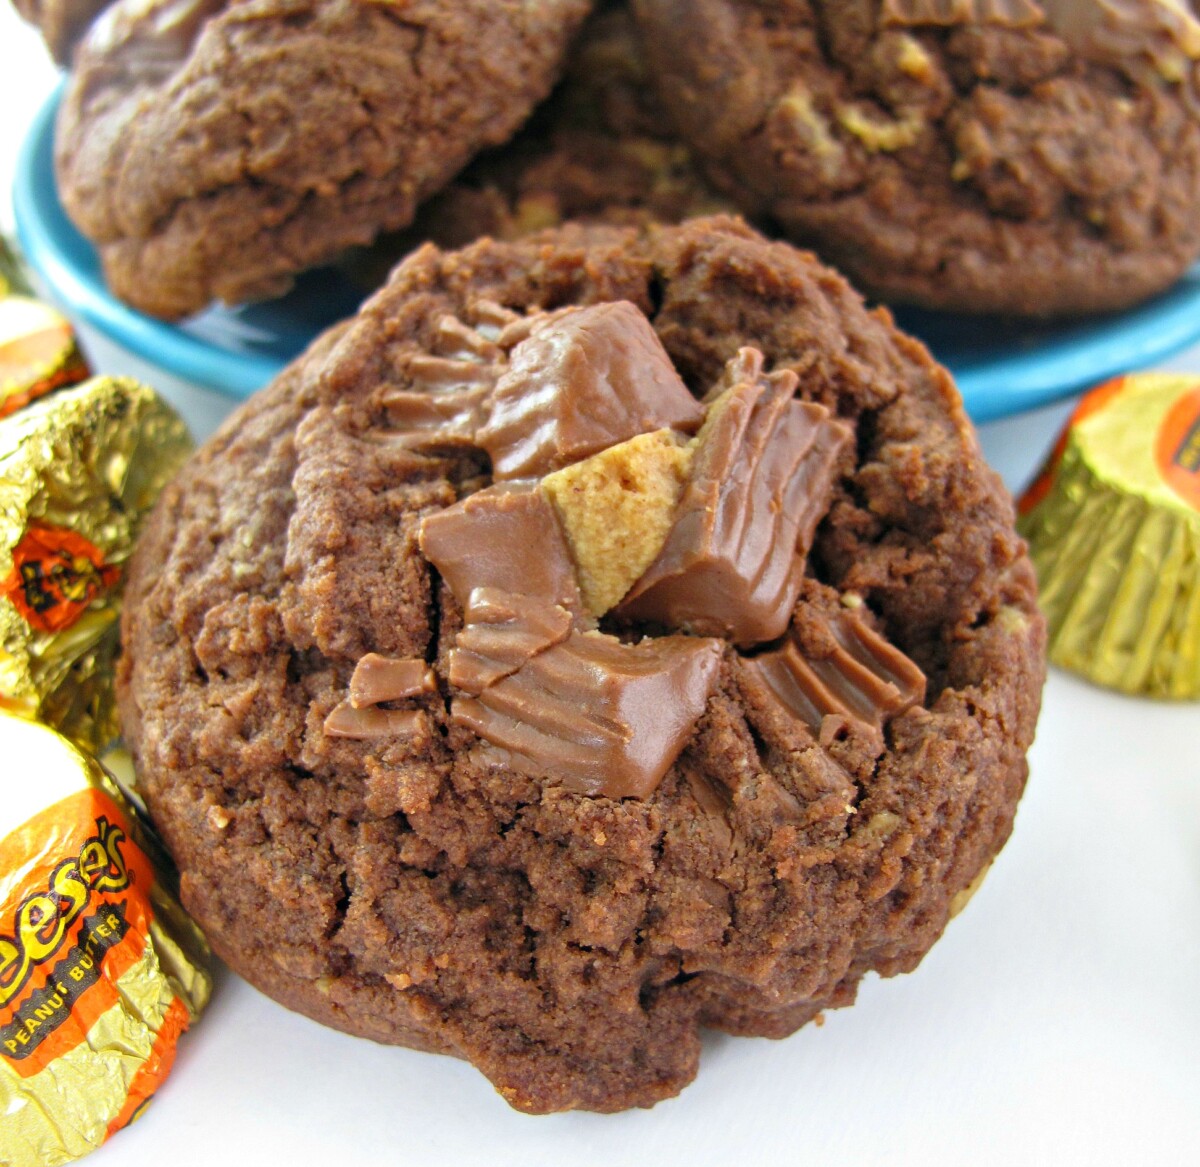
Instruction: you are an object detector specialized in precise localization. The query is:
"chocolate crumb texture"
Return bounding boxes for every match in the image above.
[630,0,1200,315]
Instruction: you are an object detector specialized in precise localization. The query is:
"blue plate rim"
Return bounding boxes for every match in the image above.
[952,289,1200,423]
[16,80,1200,420]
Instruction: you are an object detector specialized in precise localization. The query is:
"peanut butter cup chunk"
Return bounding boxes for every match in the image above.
[449,589,574,695]
[739,588,928,754]
[118,218,1044,1115]
[478,300,704,479]
[348,655,436,708]
[542,428,693,616]
[452,630,724,799]
[618,348,853,646]
[419,482,585,618]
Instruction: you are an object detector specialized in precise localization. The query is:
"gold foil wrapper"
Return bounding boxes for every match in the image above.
[1019,373,1200,698]
[0,709,211,1167]
[0,236,34,298]
[0,377,193,751]
[1,238,90,419]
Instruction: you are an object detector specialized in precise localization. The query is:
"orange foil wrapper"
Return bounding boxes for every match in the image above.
[0,237,90,420]
[1019,373,1200,697]
[0,709,211,1165]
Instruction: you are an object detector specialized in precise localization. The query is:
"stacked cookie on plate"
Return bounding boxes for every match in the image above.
[14,0,1200,1113]
[51,0,595,318]
[631,0,1200,315]
[26,0,1200,318]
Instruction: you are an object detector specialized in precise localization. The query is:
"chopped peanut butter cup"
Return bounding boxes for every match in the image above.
[618,349,853,645]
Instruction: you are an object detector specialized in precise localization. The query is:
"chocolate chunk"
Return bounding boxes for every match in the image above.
[431,313,504,362]
[492,305,575,351]
[406,353,498,389]
[619,350,852,647]
[739,607,925,743]
[418,482,584,616]
[380,384,493,448]
[1039,0,1200,81]
[349,655,437,708]
[469,298,524,336]
[449,588,573,694]
[477,301,705,479]
[377,314,508,447]
[324,703,430,741]
[452,631,723,799]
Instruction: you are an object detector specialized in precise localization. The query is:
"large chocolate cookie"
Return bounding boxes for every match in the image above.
[631,0,1200,316]
[118,218,1045,1113]
[12,0,113,62]
[54,0,593,319]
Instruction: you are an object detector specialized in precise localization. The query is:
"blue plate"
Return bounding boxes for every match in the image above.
[17,83,1200,421]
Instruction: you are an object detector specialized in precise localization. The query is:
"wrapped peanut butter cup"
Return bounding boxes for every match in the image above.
[0,709,210,1166]
[1019,373,1200,698]
[0,377,193,752]
[0,238,90,420]
[0,238,33,298]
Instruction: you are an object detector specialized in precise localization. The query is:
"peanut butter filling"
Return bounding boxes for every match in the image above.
[346,301,929,798]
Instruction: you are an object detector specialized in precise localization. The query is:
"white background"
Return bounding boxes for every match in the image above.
[2,9,1198,1166]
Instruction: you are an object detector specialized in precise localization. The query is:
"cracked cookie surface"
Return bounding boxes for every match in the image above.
[117,217,1045,1113]
[631,0,1200,316]
[55,0,593,319]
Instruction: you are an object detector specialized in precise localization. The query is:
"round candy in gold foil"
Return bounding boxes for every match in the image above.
[1019,373,1200,698]
[0,708,210,1167]
[0,238,90,419]
[0,377,193,751]
[0,295,91,420]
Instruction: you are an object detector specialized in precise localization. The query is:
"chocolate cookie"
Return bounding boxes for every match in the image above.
[12,0,112,62]
[402,1,733,250]
[117,218,1045,1113]
[54,0,593,320]
[631,0,1200,316]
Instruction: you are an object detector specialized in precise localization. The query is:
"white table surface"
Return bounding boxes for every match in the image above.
[2,10,1198,1166]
